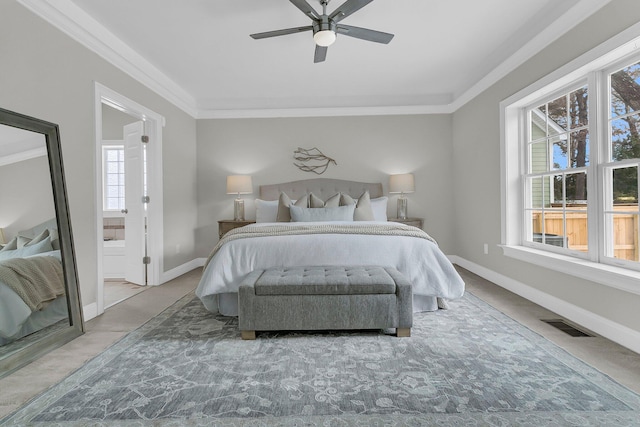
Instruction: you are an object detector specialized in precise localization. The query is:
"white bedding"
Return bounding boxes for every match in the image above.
[0,250,67,344]
[196,221,465,316]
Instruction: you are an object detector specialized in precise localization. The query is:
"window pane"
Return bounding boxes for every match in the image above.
[569,130,589,167]
[538,211,565,248]
[613,166,638,206]
[107,186,119,197]
[552,136,568,170]
[611,114,640,161]
[107,162,119,173]
[566,209,588,252]
[106,150,118,161]
[106,198,119,210]
[569,87,588,129]
[547,96,568,133]
[566,171,587,202]
[610,62,640,118]
[107,174,118,185]
[530,210,543,234]
[608,213,640,261]
[530,141,549,173]
[530,176,544,209]
[552,174,563,205]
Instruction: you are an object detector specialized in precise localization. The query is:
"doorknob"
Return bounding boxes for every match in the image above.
[121,208,128,214]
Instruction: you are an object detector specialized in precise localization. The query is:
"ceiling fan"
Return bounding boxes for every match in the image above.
[250,0,394,63]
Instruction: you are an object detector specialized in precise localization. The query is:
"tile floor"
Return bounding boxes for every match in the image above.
[0,266,639,419]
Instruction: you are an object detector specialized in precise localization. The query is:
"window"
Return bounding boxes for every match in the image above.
[501,29,640,288]
[525,84,590,255]
[103,145,125,211]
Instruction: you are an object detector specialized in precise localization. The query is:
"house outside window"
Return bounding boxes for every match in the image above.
[501,30,640,287]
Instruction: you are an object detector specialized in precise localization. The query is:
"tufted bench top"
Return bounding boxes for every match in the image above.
[254,266,398,296]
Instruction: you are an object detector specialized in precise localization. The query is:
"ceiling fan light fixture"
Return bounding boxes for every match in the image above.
[314,30,336,47]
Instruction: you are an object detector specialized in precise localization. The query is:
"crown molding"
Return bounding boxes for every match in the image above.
[18,0,609,120]
[0,146,47,167]
[17,0,198,118]
[196,103,456,119]
[450,0,611,112]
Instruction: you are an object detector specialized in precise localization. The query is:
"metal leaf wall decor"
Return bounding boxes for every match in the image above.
[293,147,337,175]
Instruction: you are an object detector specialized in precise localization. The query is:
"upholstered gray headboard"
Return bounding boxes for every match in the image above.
[259,178,383,201]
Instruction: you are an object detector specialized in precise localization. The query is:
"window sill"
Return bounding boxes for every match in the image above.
[500,245,640,296]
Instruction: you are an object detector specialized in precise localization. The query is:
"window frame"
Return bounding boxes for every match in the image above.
[102,143,125,215]
[500,23,640,296]
[522,79,592,259]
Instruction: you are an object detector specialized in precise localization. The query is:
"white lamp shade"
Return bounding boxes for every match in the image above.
[226,175,253,195]
[389,173,415,194]
[313,30,336,47]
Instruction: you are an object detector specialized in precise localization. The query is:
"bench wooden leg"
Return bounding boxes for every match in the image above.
[241,330,256,340]
[396,328,411,337]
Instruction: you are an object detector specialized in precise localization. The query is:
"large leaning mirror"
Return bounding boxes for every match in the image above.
[0,107,83,378]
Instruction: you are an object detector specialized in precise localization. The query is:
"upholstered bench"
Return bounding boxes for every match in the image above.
[238,266,413,339]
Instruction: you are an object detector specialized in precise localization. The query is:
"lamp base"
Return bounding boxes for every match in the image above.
[397,196,408,220]
[234,198,245,221]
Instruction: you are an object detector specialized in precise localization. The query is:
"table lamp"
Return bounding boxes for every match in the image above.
[226,175,253,221]
[389,173,415,220]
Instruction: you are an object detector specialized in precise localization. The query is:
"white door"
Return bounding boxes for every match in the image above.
[123,121,146,285]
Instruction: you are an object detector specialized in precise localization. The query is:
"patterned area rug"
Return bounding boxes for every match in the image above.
[2,291,640,426]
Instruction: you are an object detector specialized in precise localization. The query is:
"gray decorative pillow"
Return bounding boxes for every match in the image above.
[276,192,309,222]
[25,229,50,247]
[340,191,375,221]
[290,204,356,222]
[309,192,340,208]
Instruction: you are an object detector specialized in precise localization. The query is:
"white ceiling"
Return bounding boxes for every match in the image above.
[21,0,609,118]
[0,124,46,166]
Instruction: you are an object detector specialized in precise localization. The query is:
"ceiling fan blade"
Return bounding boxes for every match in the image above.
[314,45,328,63]
[329,0,374,23]
[289,0,321,20]
[336,24,394,44]
[250,26,313,39]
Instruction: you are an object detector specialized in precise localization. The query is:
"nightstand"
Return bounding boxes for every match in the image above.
[218,219,255,239]
[389,217,424,229]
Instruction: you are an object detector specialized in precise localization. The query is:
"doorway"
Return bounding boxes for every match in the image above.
[100,119,146,308]
[94,83,165,316]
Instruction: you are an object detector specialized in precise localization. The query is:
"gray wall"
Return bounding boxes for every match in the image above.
[0,1,198,306]
[102,105,138,140]
[196,115,454,256]
[452,0,640,333]
[0,155,55,239]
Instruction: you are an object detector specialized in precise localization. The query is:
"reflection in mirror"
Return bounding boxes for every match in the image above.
[0,108,83,378]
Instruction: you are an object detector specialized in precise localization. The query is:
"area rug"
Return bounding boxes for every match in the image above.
[2,291,640,427]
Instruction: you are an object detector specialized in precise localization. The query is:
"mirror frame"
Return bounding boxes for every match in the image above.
[0,107,84,378]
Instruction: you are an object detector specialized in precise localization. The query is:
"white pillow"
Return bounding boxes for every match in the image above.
[371,197,388,221]
[254,199,279,223]
[290,204,356,222]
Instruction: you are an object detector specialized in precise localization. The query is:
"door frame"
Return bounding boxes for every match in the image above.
[94,82,165,316]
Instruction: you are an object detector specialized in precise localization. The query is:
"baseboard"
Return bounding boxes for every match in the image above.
[450,255,640,355]
[160,258,206,284]
[82,302,98,322]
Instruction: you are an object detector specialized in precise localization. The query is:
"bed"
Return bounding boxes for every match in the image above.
[196,178,465,316]
[0,218,68,346]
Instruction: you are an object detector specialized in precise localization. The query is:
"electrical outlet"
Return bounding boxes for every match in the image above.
[483,243,489,255]
[176,244,181,254]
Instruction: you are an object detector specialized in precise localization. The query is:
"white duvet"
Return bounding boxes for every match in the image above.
[196,221,465,316]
